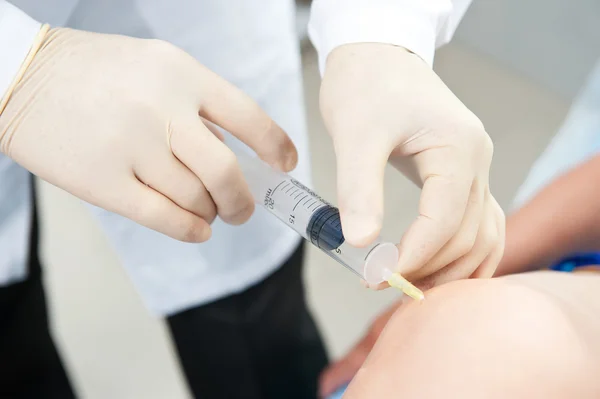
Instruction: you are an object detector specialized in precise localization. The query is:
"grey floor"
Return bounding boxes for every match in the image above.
[36,42,568,398]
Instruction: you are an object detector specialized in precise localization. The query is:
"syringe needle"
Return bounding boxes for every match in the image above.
[386,273,425,301]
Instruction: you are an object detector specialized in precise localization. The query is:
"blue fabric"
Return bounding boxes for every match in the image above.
[327,384,349,399]
[550,252,600,272]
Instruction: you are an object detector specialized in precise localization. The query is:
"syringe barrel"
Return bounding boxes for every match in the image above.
[237,153,398,284]
[237,153,310,240]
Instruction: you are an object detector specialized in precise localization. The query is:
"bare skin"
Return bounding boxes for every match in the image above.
[498,154,600,276]
[320,153,600,398]
[341,272,600,399]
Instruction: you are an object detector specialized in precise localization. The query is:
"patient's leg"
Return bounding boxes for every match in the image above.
[344,272,600,399]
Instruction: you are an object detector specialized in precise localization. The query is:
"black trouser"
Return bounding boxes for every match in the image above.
[0,179,75,399]
[0,178,328,398]
[167,243,328,399]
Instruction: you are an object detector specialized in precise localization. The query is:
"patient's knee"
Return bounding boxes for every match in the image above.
[348,278,596,398]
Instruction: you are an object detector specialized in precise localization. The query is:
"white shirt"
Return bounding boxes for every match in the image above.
[512,58,600,210]
[0,0,470,315]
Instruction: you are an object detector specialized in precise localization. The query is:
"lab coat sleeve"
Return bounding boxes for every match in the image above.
[0,1,42,104]
[308,0,472,74]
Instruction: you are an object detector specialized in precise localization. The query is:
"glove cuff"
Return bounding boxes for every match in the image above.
[0,23,50,115]
[0,23,50,153]
[0,2,42,103]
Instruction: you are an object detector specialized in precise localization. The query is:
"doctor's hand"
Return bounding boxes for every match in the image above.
[320,43,505,289]
[0,28,296,242]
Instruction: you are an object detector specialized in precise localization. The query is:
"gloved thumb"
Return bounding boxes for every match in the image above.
[335,139,388,247]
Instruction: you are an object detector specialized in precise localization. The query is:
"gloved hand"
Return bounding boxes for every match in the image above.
[0,27,297,242]
[320,43,505,289]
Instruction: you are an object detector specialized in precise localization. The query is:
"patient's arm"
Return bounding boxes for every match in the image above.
[497,153,600,277]
[320,154,600,397]
[343,274,600,399]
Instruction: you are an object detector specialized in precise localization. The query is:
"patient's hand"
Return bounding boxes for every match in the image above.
[318,300,402,398]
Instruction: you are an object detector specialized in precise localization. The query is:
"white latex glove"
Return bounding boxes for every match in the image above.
[320,43,505,289]
[0,28,297,242]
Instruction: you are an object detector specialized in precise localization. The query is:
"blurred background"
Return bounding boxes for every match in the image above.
[36,0,600,398]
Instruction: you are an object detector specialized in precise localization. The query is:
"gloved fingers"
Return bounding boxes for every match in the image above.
[196,72,297,172]
[413,197,499,290]
[334,138,389,246]
[472,197,506,279]
[201,117,225,142]
[396,150,473,276]
[133,150,217,224]
[363,279,390,291]
[169,115,255,225]
[406,178,485,281]
[125,179,211,242]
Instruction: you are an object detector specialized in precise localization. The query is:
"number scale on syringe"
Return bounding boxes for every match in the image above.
[262,177,345,250]
[259,174,385,279]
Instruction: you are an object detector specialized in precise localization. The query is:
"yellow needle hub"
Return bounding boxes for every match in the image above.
[387,272,425,301]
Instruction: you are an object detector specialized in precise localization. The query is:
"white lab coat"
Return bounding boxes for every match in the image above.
[0,0,470,315]
[512,59,600,210]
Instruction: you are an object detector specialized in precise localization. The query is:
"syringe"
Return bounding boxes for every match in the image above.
[238,153,424,301]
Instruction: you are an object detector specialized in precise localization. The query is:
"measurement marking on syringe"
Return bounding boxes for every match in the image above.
[303,197,312,206]
[286,186,295,194]
[294,192,304,200]
[309,202,321,211]
[274,181,288,193]
[293,195,309,211]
